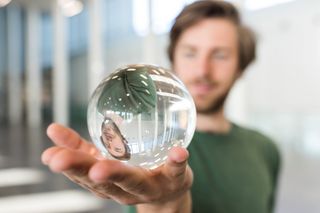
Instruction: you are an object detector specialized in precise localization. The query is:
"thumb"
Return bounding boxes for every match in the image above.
[164,147,189,180]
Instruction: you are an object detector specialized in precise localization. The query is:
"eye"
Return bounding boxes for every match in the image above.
[212,51,228,60]
[182,50,196,58]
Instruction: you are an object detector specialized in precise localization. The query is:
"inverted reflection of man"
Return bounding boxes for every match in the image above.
[100,117,131,160]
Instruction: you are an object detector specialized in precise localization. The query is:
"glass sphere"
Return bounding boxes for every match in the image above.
[87,64,196,169]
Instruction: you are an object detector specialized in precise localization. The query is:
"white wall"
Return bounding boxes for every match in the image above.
[239,1,320,212]
[244,0,320,114]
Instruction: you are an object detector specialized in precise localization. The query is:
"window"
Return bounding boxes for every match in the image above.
[132,0,195,36]
[244,0,297,10]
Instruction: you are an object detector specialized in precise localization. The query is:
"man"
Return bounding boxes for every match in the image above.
[42,1,280,213]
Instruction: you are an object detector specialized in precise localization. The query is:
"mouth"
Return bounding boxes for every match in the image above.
[190,83,215,96]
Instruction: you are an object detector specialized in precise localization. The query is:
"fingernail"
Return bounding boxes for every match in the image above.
[41,153,50,165]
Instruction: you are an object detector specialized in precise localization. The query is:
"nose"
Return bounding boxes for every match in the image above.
[196,55,211,78]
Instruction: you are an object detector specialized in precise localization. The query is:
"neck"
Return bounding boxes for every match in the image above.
[196,108,231,134]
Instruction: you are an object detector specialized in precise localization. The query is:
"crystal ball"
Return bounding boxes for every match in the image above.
[87,64,196,169]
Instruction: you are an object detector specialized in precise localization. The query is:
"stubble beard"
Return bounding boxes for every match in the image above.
[195,90,230,115]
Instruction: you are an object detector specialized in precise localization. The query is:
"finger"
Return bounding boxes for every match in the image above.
[47,123,98,155]
[41,146,64,165]
[89,160,153,196]
[43,146,140,204]
[46,147,96,175]
[164,147,189,180]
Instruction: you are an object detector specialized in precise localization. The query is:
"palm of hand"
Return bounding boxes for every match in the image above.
[41,123,193,205]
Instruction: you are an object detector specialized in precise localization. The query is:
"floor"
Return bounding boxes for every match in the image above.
[0,123,319,213]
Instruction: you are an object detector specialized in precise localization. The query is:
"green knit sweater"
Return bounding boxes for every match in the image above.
[125,123,281,213]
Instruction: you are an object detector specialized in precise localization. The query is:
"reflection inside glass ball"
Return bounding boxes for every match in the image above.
[87,64,196,169]
[100,117,131,160]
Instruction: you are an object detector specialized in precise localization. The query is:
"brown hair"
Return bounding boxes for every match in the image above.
[168,0,256,72]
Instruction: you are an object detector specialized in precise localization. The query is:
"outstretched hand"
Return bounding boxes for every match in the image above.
[41,123,193,213]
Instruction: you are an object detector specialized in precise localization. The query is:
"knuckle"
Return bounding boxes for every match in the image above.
[171,169,185,179]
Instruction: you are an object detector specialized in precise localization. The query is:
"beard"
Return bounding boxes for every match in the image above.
[195,92,229,114]
[184,76,236,115]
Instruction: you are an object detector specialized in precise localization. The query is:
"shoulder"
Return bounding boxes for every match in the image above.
[234,124,278,151]
[234,123,281,173]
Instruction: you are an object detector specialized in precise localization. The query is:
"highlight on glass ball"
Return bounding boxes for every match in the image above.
[87,64,196,169]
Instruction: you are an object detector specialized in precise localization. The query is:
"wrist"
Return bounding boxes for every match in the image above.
[136,190,192,213]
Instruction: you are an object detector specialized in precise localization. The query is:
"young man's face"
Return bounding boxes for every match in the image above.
[173,18,240,114]
[102,124,126,158]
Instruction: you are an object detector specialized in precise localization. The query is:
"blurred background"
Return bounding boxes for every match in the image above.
[0,0,319,212]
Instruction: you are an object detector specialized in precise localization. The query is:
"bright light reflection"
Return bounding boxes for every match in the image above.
[133,0,149,36]
[245,0,296,10]
[59,0,84,17]
[151,0,187,34]
[0,0,11,7]
[132,0,196,36]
